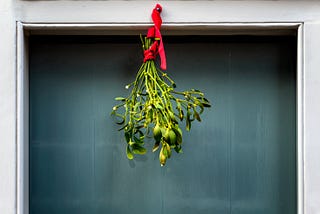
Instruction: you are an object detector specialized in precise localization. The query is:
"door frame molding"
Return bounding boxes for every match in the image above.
[17,21,304,214]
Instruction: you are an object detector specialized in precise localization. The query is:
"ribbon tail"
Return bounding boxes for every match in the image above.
[155,28,166,70]
[158,39,166,70]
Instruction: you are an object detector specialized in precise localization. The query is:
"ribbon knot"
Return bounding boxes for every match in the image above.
[144,4,167,70]
[143,41,158,62]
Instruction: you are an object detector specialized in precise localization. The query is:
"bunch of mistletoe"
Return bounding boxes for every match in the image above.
[111,4,211,166]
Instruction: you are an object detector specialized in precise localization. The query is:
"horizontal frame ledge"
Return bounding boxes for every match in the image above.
[22,22,301,36]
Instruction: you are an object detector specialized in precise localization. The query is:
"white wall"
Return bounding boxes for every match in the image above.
[1,1,320,214]
[0,1,18,214]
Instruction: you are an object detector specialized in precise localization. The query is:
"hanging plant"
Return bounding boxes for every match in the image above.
[111,4,211,166]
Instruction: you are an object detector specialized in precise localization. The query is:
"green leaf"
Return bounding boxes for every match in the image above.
[201,97,211,107]
[202,103,211,108]
[152,141,160,152]
[118,124,127,131]
[166,143,172,158]
[115,97,126,101]
[132,144,147,155]
[159,147,167,166]
[173,127,182,145]
[202,97,210,103]
[186,118,191,131]
[194,112,201,122]
[179,109,184,121]
[133,136,144,145]
[162,145,168,157]
[169,112,178,124]
[191,89,201,92]
[126,145,134,160]
[124,131,131,143]
[114,113,125,125]
[116,120,125,125]
[186,110,191,131]
[174,145,183,154]
[198,103,204,114]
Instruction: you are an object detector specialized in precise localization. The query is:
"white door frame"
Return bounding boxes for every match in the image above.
[2,1,320,214]
[17,22,303,214]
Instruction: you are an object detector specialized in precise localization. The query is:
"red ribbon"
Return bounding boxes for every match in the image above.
[143,4,167,70]
[143,41,158,62]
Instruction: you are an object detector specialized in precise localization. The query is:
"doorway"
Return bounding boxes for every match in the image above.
[29,35,296,214]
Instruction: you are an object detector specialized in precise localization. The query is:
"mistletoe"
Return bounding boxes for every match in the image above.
[111,4,211,166]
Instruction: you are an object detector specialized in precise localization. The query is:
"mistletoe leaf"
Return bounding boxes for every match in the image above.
[126,145,134,160]
[133,135,144,145]
[115,97,126,101]
[116,120,125,125]
[198,103,204,114]
[165,143,172,158]
[118,124,127,131]
[173,127,182,145]
[159,146,167,166]
[202,97,210,103]
[132,144,147,155]
[124,131,131,143]
[113,113,125,125]
[174,145,183,154]
[202,103,211,108]
[186,118,191,131]
[152,141,160,152]
[194,112,201,122]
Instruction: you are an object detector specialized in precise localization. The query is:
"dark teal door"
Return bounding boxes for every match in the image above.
[29,35,296,214]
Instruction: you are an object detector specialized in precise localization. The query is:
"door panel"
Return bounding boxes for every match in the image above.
[29,35,296,214]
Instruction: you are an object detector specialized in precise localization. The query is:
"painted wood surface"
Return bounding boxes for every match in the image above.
[29,35,296,214]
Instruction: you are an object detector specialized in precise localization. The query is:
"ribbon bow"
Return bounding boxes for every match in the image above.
[144,4,167,70]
